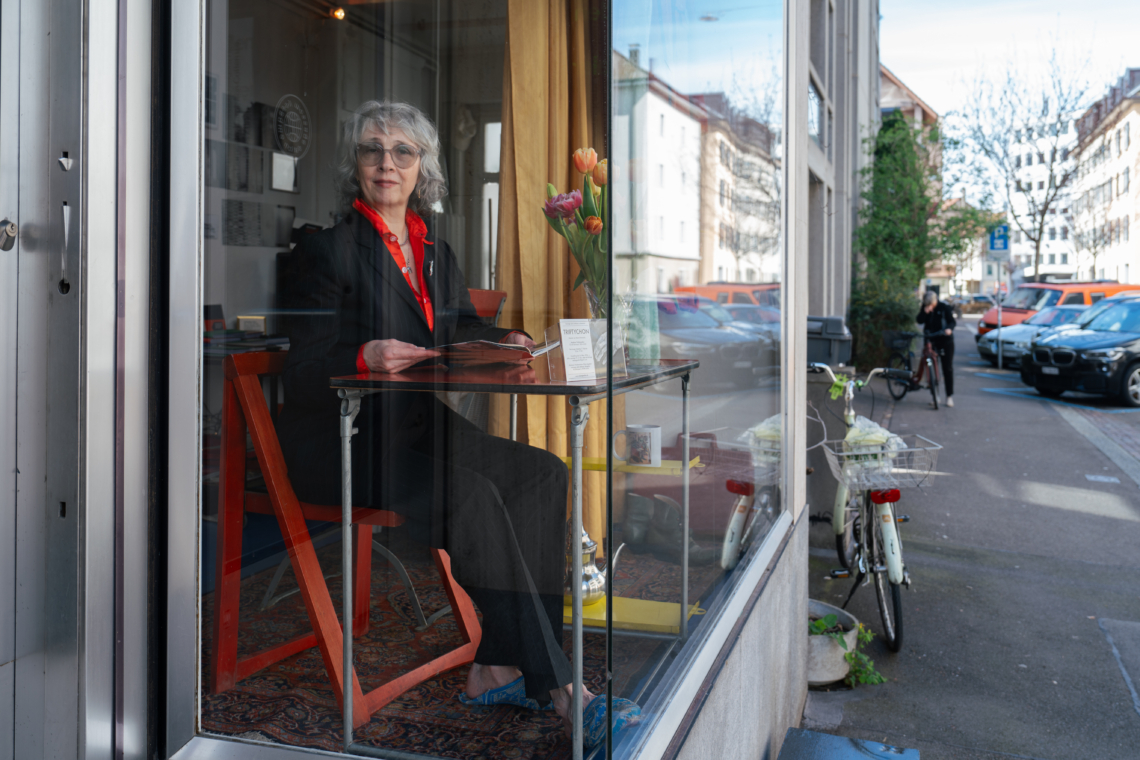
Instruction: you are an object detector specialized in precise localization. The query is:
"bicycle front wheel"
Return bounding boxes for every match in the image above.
[887,352,910,400]
[870,519,904,652]
[926,356,939,410]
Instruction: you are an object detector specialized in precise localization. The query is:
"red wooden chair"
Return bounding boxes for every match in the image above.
[211,350,482,728]
[468,288,507,324]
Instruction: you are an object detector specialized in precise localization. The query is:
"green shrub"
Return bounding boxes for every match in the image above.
[848,277,919,369]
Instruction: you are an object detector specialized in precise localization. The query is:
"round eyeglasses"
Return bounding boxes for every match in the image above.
[356,141,422,169]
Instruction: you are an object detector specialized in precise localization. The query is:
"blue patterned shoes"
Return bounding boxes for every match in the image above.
[582,694,642,750]
[457,676,552,711]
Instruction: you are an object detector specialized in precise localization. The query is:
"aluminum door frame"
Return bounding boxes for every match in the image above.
[0,0,120,758]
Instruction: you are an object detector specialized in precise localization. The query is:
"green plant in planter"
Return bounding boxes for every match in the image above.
[808,616,886,687]
[844,624,886,687]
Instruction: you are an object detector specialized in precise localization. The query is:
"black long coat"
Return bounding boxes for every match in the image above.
[275,209,514,538]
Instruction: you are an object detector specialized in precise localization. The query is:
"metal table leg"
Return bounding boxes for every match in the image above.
[510,393,518,442]
[681,374,690,641]
[339,390,362,751]
[569,402,589,760]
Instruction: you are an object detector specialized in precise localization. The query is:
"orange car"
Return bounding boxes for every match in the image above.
[975,282,1137,338]
[675,282,781,308]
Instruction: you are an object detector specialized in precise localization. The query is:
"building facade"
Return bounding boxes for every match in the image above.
[806,0,881,319]
[1073,69,1140,283]
[1008,116,1079,282]
[0,2,873,759]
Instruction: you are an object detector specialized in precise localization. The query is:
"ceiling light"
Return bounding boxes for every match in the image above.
[331,7,345,20]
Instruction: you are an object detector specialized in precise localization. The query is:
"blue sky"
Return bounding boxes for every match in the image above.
[612,1,783,112]
[880,0,1140,117]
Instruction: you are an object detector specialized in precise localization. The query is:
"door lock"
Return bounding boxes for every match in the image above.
[0,219,15,251]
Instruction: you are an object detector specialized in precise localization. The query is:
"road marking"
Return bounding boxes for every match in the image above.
[1085,474,1121,484]
[1098,619,1140,718]
[974,372,1021,383]
[1053,404,1140,489]
[979,386,1140,414]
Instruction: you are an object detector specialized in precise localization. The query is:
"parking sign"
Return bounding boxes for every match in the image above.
[988,225,1009,252]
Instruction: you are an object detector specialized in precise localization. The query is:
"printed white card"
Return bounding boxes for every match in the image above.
[559,319,597,382]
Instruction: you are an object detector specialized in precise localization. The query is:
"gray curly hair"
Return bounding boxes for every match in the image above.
[335,100,447,214]
[922,290,938,307]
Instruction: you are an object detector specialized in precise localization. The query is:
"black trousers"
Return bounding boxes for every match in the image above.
[931,337,955,397]
[357,407,571,700]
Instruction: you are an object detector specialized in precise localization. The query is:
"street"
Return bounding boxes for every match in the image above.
[805,316,1140,759]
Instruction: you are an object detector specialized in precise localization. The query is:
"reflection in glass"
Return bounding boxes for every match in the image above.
[610,1,784,755]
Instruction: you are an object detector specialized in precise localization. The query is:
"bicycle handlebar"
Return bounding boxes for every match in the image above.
[807,362,912,386]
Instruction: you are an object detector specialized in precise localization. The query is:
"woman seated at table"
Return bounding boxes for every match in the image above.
[275,100,638,747]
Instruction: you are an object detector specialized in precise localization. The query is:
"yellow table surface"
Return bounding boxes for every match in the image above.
[562,596,705,635]
[557,456,701,477]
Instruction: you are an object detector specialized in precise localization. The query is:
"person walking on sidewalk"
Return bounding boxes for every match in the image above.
[917,290,956,407]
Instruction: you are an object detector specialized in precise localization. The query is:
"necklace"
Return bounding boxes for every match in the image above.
[386,230,412,272]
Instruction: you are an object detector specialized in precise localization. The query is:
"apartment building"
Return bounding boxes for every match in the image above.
[1008,115,1079,282]
[1073,68,1140,283]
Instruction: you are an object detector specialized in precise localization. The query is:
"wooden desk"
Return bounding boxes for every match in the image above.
[330,359,699,759]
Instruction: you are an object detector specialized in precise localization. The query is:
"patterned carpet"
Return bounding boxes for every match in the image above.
[200,532,724,758]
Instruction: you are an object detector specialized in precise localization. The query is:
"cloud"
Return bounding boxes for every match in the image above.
[881,0,1140,116]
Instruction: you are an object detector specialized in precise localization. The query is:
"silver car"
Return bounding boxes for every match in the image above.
[977,305,1087,367]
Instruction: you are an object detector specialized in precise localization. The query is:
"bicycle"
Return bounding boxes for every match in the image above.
[883,330,946,409]
[808,362,942,652]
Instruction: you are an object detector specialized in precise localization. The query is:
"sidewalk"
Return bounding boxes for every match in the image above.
[804,320,1140,760]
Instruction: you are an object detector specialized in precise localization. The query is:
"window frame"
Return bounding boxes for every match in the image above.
[164,3,799,760]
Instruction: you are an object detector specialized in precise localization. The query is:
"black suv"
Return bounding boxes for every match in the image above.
[1021,295,1140,406]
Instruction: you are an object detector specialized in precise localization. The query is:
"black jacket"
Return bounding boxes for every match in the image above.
[275,209,512,507]
[916,301,957,338]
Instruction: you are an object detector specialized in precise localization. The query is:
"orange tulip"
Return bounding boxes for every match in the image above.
[585,216,603,235]
[573,147,598,174]
[591,159,608,187]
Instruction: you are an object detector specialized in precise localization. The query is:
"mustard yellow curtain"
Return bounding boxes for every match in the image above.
[491,0,624,549]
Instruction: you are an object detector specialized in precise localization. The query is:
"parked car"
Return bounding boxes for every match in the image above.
[675,282,781,308]
[976,305,1087,367]
[941,296,966,319]
[1020,297,1140,406]
[976,282,1135,338]
[722,302,780,325]
[696,299,779,372]
[635,294,763,388]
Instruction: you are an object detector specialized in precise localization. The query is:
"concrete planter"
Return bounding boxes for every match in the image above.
[807,599,860,686]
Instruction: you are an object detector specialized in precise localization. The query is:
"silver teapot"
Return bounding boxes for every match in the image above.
[564,528,606,607]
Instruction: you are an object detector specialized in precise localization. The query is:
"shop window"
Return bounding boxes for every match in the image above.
[191,1,786,757]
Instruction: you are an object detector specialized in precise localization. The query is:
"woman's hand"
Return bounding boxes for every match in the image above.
[502,331,536,364]
[944,328,953,336]
[362,339,440,374]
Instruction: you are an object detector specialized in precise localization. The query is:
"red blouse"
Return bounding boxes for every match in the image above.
[352,199,434,373]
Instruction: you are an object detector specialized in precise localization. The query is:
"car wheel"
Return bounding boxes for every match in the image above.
[1120,363,1140,408]
[985,355,998,367]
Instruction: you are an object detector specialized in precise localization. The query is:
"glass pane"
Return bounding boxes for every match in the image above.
[199,1,612,756]
[609,1,785,754]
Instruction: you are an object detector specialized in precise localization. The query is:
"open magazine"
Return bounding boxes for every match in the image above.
[434,338,560,365]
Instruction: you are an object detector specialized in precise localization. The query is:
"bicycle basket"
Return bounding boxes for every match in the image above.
[822,434,941,490]
[882,330,916,353]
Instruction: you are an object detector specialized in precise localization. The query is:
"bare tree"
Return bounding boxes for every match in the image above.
[1072,195,1111,279]
[956,50,1087,279]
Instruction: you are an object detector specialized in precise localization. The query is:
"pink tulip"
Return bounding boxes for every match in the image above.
[543,189,583,222]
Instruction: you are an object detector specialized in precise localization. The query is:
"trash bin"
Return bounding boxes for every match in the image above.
[807,315,852,366]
